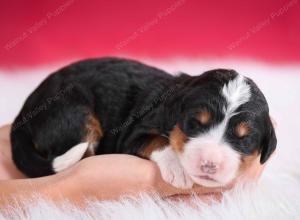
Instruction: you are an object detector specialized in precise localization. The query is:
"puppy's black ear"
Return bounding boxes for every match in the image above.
[260,116,277,164]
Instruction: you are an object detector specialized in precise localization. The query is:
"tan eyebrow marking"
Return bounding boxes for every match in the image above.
[196,110,212,125]
[235,121,250,138]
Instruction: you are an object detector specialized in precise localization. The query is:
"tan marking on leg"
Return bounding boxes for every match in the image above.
[169,124,188,153]
[86,114,103,141]
[84,114,103,155]
[140,135,169,158]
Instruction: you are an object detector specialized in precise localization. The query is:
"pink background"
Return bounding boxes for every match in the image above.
[1,0,300,68]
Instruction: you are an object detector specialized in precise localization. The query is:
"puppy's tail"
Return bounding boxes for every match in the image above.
[11,126,89,177]
[52,143,89,173]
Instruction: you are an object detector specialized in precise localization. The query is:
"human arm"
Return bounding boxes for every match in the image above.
[0,124,269,207]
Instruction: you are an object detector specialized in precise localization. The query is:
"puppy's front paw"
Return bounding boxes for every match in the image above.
[158,161,193,189]
[150,147,193,189]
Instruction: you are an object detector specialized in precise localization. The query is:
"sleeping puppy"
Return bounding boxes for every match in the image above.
[10,58,277,189]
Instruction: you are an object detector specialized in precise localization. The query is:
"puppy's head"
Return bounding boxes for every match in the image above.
[169,69,277,187]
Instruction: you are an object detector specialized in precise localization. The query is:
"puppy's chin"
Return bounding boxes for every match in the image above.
[189,174,230,187]
[184,165,238,188]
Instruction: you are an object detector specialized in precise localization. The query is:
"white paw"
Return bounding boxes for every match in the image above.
[150,147,194,189]
[158,161,194,189]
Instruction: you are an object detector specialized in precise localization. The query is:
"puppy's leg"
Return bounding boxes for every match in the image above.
[150,146,194,189]
[139,136,193,189]
[12,83,102,177]
[52,113,102,172]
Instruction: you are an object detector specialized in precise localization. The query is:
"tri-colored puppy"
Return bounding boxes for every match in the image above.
[11,58,277,188]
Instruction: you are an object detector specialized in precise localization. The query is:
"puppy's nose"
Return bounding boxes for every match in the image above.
[200,161,218,174]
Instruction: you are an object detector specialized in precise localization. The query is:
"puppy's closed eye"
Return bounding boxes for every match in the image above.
[235,122,250,138]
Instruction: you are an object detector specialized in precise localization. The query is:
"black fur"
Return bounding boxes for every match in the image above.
[10,58,276,177]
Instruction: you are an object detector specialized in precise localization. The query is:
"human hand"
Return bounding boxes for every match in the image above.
[0,124,217,202]
[63,154,223,203]
[65,150,268,203]
[0,121,275,204]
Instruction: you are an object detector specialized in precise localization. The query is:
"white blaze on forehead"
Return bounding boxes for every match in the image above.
[222,74,251,116]
[192,75,251,142]
[205,74,251,141]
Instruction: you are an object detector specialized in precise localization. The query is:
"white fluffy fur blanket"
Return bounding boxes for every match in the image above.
[0,59,300,219]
